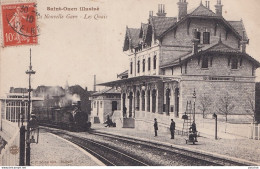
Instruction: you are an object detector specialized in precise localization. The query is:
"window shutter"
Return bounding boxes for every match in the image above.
[203,32,210,44]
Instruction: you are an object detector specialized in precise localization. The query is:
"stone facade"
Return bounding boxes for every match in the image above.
[102,0,260,129]
[128,46,160,78]
[90,88,121,123]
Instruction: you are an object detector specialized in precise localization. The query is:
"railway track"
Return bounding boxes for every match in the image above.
[89,131,248,166]
[49,130,149,166]
[44,127,249,166]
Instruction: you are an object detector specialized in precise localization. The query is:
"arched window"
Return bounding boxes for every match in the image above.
[175,88,179,117]
[128,92,133,117]
[166,89,171,115]
[147,90,150,112]
[153,55,157,69]
[136,91,140,111]
[123,93,126,117]
[137,60,140,73]
[130,62,133,74]
[141,90,145,111]
[148,57,151,71]
[143,59,145,72]
[152,89,156,113]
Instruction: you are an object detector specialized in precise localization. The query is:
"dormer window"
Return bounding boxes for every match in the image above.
[202,56,208,68]
[203,32,210,44]
[231,58,238,69]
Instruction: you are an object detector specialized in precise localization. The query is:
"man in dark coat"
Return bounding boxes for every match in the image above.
[154,118,158,136]
[191,121,197,133]
[170,119,175,139]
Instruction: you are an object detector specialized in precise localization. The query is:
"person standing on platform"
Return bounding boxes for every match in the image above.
[154,118,158,137]
[170,119,175,139]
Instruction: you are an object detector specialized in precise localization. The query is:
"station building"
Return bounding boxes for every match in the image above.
[90,88,121,124]
[0,88,43,126]
[99,0,260,129]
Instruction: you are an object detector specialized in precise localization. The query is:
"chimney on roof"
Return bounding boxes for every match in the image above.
[94,75,96,92]
[149,11,153,17]
[215,0,223,16]
[241,31,247,53]
[177,0,188,21]
[157,4,166,17]
[10,87,14,93]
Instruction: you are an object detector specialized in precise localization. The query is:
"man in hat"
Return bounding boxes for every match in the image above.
[154,118,158,136]
[28,114,38,129]
[170,119,175,139]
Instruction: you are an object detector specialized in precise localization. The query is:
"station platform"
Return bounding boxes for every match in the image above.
[90,123,260,165]
[30,129,104,166]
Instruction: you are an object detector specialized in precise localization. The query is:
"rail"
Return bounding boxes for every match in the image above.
[44,127,250,166]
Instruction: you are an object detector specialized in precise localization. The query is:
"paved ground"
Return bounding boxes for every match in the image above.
[30,129,103,166]
[91,123,260,165]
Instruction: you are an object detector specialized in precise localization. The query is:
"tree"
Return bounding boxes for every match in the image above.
[217,92,235,123]
[198,93,212,118]
[244,92,257,124]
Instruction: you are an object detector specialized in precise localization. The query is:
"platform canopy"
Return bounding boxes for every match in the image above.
[98,75,180,87]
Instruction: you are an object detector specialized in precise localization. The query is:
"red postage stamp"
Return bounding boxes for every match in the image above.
[1,3,38,47]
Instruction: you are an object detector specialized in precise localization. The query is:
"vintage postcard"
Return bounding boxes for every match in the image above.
[0,0,260,167]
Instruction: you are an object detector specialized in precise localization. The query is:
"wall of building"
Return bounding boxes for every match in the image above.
[162,81,179,116]
[128,46,160,78]
[255,82,260,122]
[164,66,182,76]
[91,96,121,124]
[179,79,255,121]
[162,18,241,49]
[183,55,254,77]
[160,46,191,69]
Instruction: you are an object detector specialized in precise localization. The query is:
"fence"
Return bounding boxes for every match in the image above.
[248,123,260,140]
[0,120,20,166]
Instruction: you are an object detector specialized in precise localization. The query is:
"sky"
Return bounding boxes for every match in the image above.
[1,0,260,95]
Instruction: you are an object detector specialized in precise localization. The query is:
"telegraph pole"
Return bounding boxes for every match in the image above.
[25,48,36,166]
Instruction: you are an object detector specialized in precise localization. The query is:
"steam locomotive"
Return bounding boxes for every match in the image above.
[33,101,91,132]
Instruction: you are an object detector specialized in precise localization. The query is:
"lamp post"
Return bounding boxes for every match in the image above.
[19,117,25,166]
[192,89,196,123]
[213,113,218,140]
[25,48,36,166]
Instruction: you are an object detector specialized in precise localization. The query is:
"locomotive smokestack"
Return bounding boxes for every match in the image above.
[94,75,96,92]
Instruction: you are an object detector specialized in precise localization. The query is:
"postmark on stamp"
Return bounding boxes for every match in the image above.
[9,145,19,155]
[1,3,39,47]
